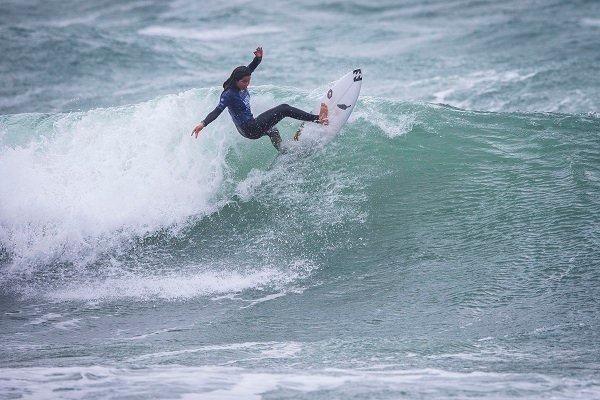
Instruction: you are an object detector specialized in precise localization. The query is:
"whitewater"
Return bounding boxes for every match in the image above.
[1,0,599,399]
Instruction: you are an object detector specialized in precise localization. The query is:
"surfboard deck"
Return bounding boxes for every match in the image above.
[292,68,362,143]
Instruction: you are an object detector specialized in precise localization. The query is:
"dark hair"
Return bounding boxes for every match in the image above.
[223,66,252,91]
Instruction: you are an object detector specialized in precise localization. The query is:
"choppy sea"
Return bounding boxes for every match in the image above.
[1,0,599,398]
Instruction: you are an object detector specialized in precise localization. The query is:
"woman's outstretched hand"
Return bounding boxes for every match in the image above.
[254,47,263,58]
[191,122,205,138]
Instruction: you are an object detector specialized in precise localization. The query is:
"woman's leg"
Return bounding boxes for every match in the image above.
[256,104,319,128]
[238,104,328,152]
[242,104,319,138]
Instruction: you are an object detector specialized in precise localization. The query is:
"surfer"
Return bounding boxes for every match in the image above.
[191,47,328,151]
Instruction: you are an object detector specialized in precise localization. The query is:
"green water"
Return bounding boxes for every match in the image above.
[1,0,599,398]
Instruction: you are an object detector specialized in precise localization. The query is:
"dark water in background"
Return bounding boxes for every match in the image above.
[1,0,599,398]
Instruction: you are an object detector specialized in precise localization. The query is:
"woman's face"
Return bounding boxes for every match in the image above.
[236,76,251,90]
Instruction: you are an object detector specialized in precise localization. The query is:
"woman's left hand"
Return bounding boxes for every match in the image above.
[191,122,205,138]
[254,47,263,58]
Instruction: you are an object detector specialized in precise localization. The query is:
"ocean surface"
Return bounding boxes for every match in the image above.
[1,0,599,399]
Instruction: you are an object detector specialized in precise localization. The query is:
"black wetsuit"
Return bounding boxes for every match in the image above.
[201,56,320,150]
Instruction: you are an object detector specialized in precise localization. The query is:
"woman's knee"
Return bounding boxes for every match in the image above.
[277,104,291,113]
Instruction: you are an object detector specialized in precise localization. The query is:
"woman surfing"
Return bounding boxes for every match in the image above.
[191,47,328,151]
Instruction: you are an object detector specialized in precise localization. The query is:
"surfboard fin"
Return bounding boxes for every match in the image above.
[293,122,305,141]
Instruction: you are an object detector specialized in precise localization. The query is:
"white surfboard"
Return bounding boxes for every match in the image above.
[293,68,362,142]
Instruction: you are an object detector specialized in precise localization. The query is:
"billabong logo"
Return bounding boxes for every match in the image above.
[327,89,333,99]
[337,104,351,110]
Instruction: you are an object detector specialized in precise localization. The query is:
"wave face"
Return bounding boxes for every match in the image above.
[1,0,599,398]
[1,90,599,398]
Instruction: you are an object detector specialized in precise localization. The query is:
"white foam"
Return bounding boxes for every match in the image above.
[580,18,600,27]
[26,312,62,325]
[53,318,81,330]
[48,265,294,301]
[354,96,415,138]
[120,325,193,341]
[129,341,302,363]
[0,365,597,400]
[235,167,277,201]
[429,69,538,111]
[0,89,233,270]
[138,26,284,41]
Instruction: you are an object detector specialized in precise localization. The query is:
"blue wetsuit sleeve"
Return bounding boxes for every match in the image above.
[247,56,262,73]
[202,94,229,126]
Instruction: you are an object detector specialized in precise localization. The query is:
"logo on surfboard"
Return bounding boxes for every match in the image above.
[337,104,351,110]
[327,89,333,99]
[353,69,362,82]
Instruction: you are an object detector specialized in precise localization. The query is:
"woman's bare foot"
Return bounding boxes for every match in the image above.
[319,103,329,125]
